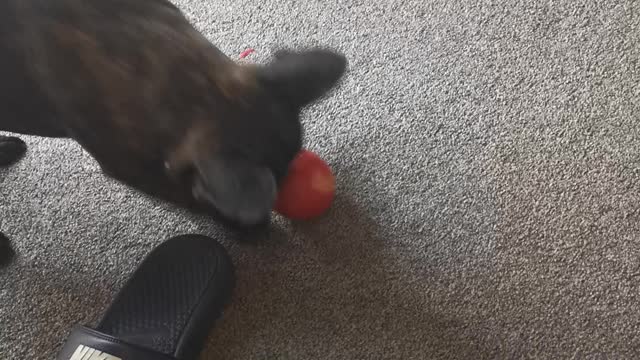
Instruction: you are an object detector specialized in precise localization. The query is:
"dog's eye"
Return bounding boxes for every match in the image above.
[164,160,196,183]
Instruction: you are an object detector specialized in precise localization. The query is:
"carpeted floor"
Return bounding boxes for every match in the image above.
[1,0,639,358]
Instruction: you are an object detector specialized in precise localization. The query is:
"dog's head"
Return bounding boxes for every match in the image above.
[166,48,347,227]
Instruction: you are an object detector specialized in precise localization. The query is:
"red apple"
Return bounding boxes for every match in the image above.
[274,149,335,220]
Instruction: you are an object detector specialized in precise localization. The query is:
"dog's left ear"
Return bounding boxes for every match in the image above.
[259,48,347,108]
[192,155,277,226]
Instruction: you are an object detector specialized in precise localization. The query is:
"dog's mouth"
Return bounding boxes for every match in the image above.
[191,177,215,205]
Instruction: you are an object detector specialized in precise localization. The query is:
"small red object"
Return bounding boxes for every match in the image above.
[274,149,336,220]
[239,48,255,59]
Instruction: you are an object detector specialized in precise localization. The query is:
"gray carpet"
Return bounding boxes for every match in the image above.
[1,0,639,358]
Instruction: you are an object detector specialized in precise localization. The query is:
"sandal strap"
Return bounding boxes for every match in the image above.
[56,325,177,360]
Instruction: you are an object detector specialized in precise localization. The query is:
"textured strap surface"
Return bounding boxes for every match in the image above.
[56,325,177,360]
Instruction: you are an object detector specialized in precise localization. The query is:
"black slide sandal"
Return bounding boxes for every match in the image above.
[56,234,235,360]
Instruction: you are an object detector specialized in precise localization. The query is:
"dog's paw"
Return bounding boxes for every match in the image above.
[0,136,27,166]
[0,232,16,267]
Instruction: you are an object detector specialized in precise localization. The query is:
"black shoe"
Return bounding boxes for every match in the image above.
[0,136,27,166]
[56,234,236,360]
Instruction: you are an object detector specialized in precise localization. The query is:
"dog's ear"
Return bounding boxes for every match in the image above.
[192,155,277,226]
[260,48,347,108]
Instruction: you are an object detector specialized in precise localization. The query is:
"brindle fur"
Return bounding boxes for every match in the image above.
[0,0,347,257]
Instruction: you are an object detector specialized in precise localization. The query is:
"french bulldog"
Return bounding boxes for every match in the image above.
[0,0,347,264]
